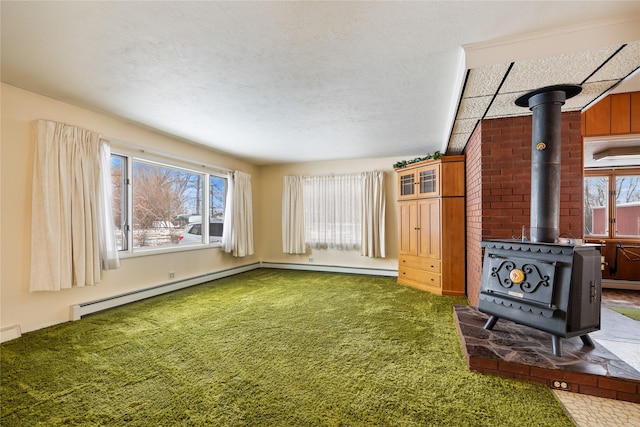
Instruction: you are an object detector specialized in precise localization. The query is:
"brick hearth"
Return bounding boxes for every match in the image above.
[454,305,640,403]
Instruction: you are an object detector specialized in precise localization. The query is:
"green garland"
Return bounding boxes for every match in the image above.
[393,151,441,169]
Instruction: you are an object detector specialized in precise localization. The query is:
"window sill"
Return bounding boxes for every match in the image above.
[118,243,223,259]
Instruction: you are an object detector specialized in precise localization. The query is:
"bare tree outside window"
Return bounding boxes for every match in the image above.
[210,175,226,221]
[584,176,608,236]
[111,155,126,250]
[110,152,228,252]
[584,174,640,238]
[131,161,204,248]
[615,175,640,238]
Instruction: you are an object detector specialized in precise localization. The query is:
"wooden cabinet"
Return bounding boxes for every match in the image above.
[396,156,465,296]
[582,91,640,136]
[632,92,640,133]
[611,93,631,134]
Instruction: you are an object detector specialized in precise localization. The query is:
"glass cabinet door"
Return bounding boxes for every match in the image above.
[397,163,441,200]
[417,164,440,197]
[398,170,416,199]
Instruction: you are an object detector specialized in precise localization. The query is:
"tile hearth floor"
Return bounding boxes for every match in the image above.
[454,288,640,426]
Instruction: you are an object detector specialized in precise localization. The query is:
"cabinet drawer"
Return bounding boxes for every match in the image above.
[398,256,441,273]
[398,266,441,288]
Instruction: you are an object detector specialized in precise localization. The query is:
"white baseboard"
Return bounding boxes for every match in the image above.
[260,262,398,277]
[70,263,261,321]
[1,325,22,343]
[602,279,640,290]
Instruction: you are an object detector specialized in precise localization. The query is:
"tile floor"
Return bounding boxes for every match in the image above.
[554,390,640,427]
[555,288,640,426]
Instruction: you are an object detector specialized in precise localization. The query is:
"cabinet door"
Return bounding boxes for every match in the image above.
[398,201,418,255]
[416,164,440,197]
[417,198,440,259]
[397,170,417,200]
[611,93,631,134]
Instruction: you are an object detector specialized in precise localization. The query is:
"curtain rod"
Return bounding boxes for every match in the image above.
[103,137,232,175]
[288,171,385,179]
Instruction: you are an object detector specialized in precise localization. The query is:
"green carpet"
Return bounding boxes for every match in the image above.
[1,269,572,426]
[610,306,640,321]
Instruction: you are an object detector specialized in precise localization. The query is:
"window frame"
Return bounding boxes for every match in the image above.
[111,148,228,258]
[584,168,640,240]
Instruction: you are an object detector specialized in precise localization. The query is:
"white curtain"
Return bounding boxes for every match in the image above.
[222,170,254,257]
[361,171,386,258]
[303,174,361,250]
[30,120,120,292]
[282,176,306,254]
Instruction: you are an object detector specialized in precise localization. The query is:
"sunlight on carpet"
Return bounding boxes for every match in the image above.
[1,269,573,426]
[610,307,640,321]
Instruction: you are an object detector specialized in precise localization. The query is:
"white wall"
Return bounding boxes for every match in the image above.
[1,83,403,335]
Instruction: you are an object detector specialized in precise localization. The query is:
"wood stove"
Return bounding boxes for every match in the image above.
[479,240,601,356]
[478,84,602,357]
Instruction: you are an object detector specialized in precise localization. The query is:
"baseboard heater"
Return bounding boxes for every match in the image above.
[260,262,398,277]
[0,325,22,343]
[70,263,260,321]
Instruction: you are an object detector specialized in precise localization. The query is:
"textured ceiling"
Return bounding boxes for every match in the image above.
[448,41,640,154]
[1,1,639,164]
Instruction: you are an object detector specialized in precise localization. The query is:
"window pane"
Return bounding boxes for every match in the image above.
[614,175,640,238]
[584,176,609,236]
[111,154,127,250]
[132,160,203,249]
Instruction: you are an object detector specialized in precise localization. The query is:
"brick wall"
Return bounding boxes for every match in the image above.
[465,123,483,307]
[465,111,584,306]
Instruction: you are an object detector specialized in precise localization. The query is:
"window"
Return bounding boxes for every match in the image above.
[111,154,128,250]
[584,171,640,239]
[615,174,640,238]
[303,174,362,250]
[111,152,227,253]
[584,176,609,236]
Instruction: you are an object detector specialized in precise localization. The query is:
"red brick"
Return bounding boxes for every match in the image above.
[563,372,598,387]
[578,385,617,399]
[617,391,640,404]
[598,377,638,393]
[528,367,558,381]
[469,357,498,370]
[498,361,530,376]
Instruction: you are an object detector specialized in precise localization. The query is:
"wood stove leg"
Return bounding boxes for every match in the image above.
[580,335,595,347]
[551,335,562,357]
[483,315,499,330]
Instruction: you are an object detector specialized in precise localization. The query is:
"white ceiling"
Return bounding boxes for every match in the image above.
[2,1,639,165]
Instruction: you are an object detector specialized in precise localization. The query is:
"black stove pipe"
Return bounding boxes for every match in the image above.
[515,85,582,243]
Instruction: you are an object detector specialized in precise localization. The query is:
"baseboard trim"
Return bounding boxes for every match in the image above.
[602,279,640,290]
[70,262,261,321]
[1,325,22,343]
[260,262,398,277]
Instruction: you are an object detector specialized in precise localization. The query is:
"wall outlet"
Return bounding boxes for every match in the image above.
[168,271,175,279]
[308,257,314,263]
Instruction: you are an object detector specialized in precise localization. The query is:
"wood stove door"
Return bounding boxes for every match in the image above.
[483,253,557,309]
